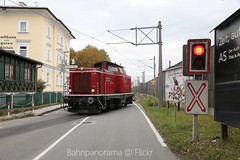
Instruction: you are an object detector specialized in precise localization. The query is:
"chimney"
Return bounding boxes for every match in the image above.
[169,60,171,67]
[19,2,27,7]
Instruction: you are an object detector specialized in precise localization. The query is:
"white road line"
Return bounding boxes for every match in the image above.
[33,116,90,160]
[0,126,2,129]
[133,102,167,147]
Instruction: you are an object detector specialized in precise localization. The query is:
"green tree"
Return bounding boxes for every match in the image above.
[37,79,46,93]
[70,45,111,67]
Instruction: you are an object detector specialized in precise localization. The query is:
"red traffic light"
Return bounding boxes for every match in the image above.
[193,45,205,56]
[186,39,211,74]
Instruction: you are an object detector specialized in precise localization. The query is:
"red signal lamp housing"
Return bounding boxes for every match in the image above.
[187,39,211,74]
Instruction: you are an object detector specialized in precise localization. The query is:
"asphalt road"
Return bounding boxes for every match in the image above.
[0,103,177,160]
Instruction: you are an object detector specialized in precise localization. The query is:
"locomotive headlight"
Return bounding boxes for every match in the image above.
[69,89,72,92]
[91,89,95,93]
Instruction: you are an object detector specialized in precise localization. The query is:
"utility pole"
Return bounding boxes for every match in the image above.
[142,71,145,83]
[150,56,156,97]
[158,21,163,108]
[154,56,156,79]
[149,56,156,79]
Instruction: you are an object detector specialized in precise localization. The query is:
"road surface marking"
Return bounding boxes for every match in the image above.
[0,126,2,129]
[33,116,90,160]
[133,102,167,147]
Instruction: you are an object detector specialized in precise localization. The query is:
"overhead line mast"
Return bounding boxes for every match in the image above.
[107,21,164,108]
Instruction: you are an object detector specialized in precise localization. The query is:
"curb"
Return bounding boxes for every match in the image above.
[36,107,62,116]
[0,105,63,121]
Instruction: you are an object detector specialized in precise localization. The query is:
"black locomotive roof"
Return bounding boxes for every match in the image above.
[94,61,124,69]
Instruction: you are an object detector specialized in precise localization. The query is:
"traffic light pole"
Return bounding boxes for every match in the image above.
[60,50,69,97]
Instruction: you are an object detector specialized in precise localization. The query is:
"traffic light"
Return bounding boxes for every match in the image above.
[187,39,211,74]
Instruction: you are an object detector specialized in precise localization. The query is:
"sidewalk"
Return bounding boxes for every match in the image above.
[0,104,64,120]
[32,104,63,116]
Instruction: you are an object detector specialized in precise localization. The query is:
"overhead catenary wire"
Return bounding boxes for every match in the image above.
[7,0,139,68]
[107,30,134,45]
[69,27,138,67]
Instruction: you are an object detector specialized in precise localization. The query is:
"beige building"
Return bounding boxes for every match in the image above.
[0,3,75,92]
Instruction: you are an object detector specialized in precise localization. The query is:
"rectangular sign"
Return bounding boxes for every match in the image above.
[185,80,208,115]
[165,67,186,102]
[214,10,240,129]
[64,65,78,69]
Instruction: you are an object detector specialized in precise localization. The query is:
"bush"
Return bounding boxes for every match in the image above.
[146,97,158,106]
[37,79,47,93]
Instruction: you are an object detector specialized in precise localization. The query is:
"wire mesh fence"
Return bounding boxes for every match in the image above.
[0,94,10,110]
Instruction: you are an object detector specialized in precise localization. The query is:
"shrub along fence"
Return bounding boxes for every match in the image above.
[0,92,62,111]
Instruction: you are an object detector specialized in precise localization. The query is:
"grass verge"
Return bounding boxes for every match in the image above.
[139,96,240,160]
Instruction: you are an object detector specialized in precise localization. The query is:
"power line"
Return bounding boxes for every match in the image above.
[7,0,138,67]
[68,26,107,45]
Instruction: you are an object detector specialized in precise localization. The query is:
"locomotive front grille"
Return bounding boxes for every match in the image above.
[72,73,91,93]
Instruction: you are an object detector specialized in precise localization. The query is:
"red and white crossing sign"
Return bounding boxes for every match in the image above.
[185,80,208,115]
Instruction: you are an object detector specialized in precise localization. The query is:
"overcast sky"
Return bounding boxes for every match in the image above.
[2,0,240,82]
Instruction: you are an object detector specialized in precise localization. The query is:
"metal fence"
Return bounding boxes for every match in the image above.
[0,92,62,110]
[133,77,160,97]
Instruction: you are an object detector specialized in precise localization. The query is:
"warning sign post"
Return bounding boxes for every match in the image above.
[184,39,210,140]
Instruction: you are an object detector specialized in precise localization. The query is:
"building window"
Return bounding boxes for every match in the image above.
[25,68,32,82]
[57,53,59,64]
[59,54,62,64]
[57,34,60,43]
[47,45,51,61]
[61,37,63,45]
[65,41,68,50]
[47,26,51,38]
[18,43,29,57]
[56,74,59,86]
[56,50,61,64]
[65,55,69,65]
[18,20,28,32]
[60,75,63,86]
[47,72,50,85]
[5,64,15,80]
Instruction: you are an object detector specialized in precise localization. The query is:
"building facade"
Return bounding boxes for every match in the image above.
[0,49,42,92]
[0,4,75,92]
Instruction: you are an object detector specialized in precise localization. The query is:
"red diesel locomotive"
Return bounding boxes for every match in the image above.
[64,61,134,114]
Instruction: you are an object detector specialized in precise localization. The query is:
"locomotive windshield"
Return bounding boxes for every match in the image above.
[108,65,118,72]
[119,67,126,74]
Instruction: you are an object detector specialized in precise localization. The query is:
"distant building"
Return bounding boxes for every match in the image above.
[132,79,140,87]
[0,3,75,92]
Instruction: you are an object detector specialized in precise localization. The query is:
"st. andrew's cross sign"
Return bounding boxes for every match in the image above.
[185,80,208,115]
